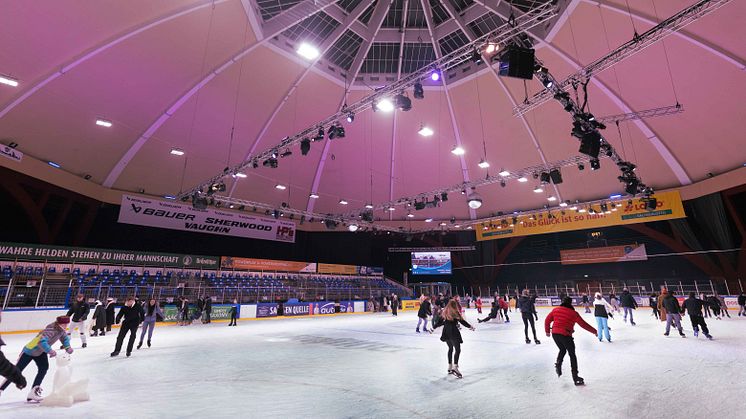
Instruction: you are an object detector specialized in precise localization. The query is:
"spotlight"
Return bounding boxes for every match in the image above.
[374,98,394,112]
[275,184,286,190]
[590,158,601,171]
[394,94,411,111]
[309,193,319,199]
[339,199,348,205]
[467,192,483,209]
[208,182,226,194]
[328,125,337,140]
[413,82,424,99]
[0,75,19,87]
[517,176,528,183]
[431,71,440,81]
[365,203,374,209]
[271,150,278,159]
[533,186,543,193]
[83,174,92,180]
[425,218,433,223]
[578,162,585,171]
[232,172,247,178]
[272,210,279,219]
[471,50,482,64]
[346,112,355,123]
[498,169,510,177]
[170,148,185,156]
[418,125,434,137]
[542,78,554,89]
[313,127,324,142]
[451,145,465,155]
[478,159,490,169]
[414,201,426,210]
[579,131,602,158]
[484,42,499,54]
[300,138,311,155]
[540,172,551,184]
[280,149,292,158]
[348,224,359,232]
[95,119,112,128]
[600,203,608,212]
[407,213,414,218]
[549,168,563,184]
[547,196,557,202]
[388,206,396,211]
[263,158,278,168]
[191,193,208,210]
[252,160,259,168]
[559,201,569,207]
[297,43,320,60]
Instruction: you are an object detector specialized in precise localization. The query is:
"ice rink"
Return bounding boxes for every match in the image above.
[0,307,744,418]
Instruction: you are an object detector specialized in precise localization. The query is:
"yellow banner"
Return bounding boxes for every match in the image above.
[476,190,686,241]
[402,300,421,311]
[317,263,358,275]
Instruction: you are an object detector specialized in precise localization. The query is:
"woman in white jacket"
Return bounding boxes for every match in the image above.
[593,292,613,342]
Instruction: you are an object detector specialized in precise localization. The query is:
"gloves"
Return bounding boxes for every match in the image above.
[66,347,74,354]
[48,349,57,358]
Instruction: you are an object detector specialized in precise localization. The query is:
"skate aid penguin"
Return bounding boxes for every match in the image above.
[40,351,90,407]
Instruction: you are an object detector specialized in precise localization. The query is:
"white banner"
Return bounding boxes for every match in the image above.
[1,145,23,162]
[118,195,296,243]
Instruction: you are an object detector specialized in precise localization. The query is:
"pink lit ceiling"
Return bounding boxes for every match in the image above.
[1,0,744,226]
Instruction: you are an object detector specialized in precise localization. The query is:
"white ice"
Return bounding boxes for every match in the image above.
[0,308,744,418]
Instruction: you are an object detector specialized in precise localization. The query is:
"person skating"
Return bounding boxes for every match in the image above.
[390,294,398,316]
[581,293,591,314]
[620,288,638,325]
[90,300,107,337]
[738,292,746,317]
[204,296,212,323]
[593,292,613,342]
[65,293,90,349]
[111,297,144,357]
[498,297,509,322]
[518,290,540,344]
[0,316,73,402]
[649,293,660,319]
[178,296,190,326]
[609,293,621,313]
[700,293,712,318]
[477,300,500,323]
[105,297,116,333]
[662,292,686,337]
[545,296,597,386]
[137,298,163,349]
[228,299,238,326]
[0,311,27,397]
[681,292,713,339]
[432,299,475,379]
[475,296,483,314]
[416,296,432,333]
[717,295,731,318]
[657,288,669,323]
[706,295,721,319]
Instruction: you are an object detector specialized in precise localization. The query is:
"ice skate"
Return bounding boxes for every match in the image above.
[694,329,699,337]
[110,351,119,357]
[26,386,43,402]
[554,362,562,377]
[706,334,713,340]
[572,376,584,386]
[137,342,143,349]
[451,365,463,379]
[631,321,636,326]
[416,328,420,333]
[447,364,454,375]
[126,352,131,357]
[664,332,669,336]
[679,332,686,338]
[534,338,541,345]
[82,343,87,348]
[147,340,151,347]
[525,337,531,344]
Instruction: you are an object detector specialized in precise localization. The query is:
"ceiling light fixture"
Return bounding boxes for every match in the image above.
[451,145,465,155]
[47,161,61,168]
[559,201,568,207]
[498,169,510,177]
[95,119,112,128]
[339,199,348,205]
[275,184,287,190]
[309,193,319,199]
[348,224,359,232]
[364,204,374,209]
[297,42,320,60]
[418,125,434,137]
[517,176,528,183]
[346,112,355,123]
[425,218,433,223]
[232,172,247,178]
[407,213,414,218]
[430,71,440,81]
[547,196,557,202]
[374,98,394,112]
[387,206,396,211]
[170,148,185,156]
[533,186,543,193]
[0,75,19,87]
[467,192,483,209]
[413,82,424,99]
[478,159,490,169]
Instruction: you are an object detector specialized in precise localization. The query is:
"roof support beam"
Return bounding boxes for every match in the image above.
[240,0,265,40]
[262,0,339,37]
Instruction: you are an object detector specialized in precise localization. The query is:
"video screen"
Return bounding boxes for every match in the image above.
[411,251,452,275]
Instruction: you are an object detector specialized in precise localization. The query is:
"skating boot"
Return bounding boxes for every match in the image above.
[92,331,98,337]
[101,332,105,336]
[573,376,585,386]
[705,334,713,340]
[663,332,669,336]
[447,364,454,375]
[416,328,420,333]
[147,340,151,347]
[534,338,541,345]
[126,352,131,357]
[525,337,531,344]
[554,362,562,377]
[110,351,120,357]
[505,319,510,323]
[451,365,463,379]
[631,321,636,326]
[679,330,686,338]
[137,342,143,349]
[26,386,43,402]
[694,329,699,337]
[82,343,87,348]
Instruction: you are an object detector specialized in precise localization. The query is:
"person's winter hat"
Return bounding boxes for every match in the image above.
[595,292,602,298]
[56,316,71,324]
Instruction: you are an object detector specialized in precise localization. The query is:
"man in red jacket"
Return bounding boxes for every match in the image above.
[545,297,597,386]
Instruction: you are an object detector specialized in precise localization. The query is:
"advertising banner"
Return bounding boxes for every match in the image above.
[317,263,358,275]
[477,190,686,241]
[411,252,452,275]
[358,266,384,276]
[221,256,316,272]
[1,145,23,162]
[560,244,648,265]
[161,304,232,322]
[339,301,354,313]
[257,303,278,318]
[118,194,296,243]
[310,301,336,315]
[0,241,219,268]
[535,298,552,306]
[401,300,421,311]
[283,302,310,316]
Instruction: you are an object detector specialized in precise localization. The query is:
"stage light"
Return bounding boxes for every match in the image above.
[274,184,286,190]
[413,82,424,99]
[339,199,348,205]
[542,78,554,89]
[309,193,319,199]
[300,138,311,155]
[517,176,528,183]
[418,125,434,137]
[47,161,61,168]
[407,213,414,218]
[348,224,359,232]
[467,192,482,209]
[0,75,19,87]
[560,201,569,207]
[374,98,394,112]
[484,43,499,54]
[365,204,374,209]
[478,159,490,169]
[590,158,601,170]
[346,112,355,123]
[579,131,602,158]
[451,145,465,155]
[313,127,324,142]
[297,43,320,60]
[170,148,185,156]
[578,163,585,171]
[440,222,447,227]
[232,172,247,178]
[547,196,557,202]
[497,169,509,177]
[610,194,622,199]
[394,94,411,111]
[280,149,292,157]
[95,119,112,127]
[601,203,608,212]
[425,218,433,223]
[471,50,482,64]
[271,150,278,159]
[533,186,543,193]
[540,172,550,184]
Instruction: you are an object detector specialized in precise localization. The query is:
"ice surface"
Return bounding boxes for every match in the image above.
[0,308,744,418]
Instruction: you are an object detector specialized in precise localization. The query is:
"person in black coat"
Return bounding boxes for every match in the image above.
[204,296,212,324]
[433,299,474,378]
[228,299,238,326]
[662,293,685,337]
[390,294,398,316]
[477,301,500,323]
[738,292,746,317]
[105,297,116,332]
[416,297,432,333]
[91,300,107,336]
[649,293,659,319]
[681,292,713,339]
[111,297,144,357]
[518,290,540,344]
[620,288,638,325]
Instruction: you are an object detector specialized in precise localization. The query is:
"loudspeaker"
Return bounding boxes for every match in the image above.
[498,47,535,80]
[549,168,563,184]
[578,131,601,158]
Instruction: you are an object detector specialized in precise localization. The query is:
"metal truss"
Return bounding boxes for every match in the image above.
[596,104,684,124]
[513,0,732,116]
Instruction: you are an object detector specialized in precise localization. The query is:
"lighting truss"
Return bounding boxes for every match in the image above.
[513,0,732,116]
[338,154,606,217]
[595,104,684,124]
[388,246,476,252]
[177,2,557,199]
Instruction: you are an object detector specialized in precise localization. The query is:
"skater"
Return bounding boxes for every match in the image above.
[477,300,500,323]
[105,297,116,332]
[738,292,746,317]
[65,294,90,348]
[545,296,597,386]
[90,300,107,336]
[416,296,432,333]
[649,293,659,319]
[518,290,540,344]
[609,293,621,313]
[0,316,73,402]
[581,293,591,314]
[475,296,482,314]
[593,292,613,342]
[717,295,731,318]
[178,297,190,326]
[228,299,238,326]
[701,293,712,318]
[498,297,509,322]
[391,294,398,316]
[681,292,713,339]
[465,294,471,309]
[204,296,212,324]
[138,298,163,349]
[433,299,475,379]
[706,295,722,319]
[620,288,637,325]
[111,297,144,357]
[0,311,27,395]
[662,292,685,337]
[657,288,668,323]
